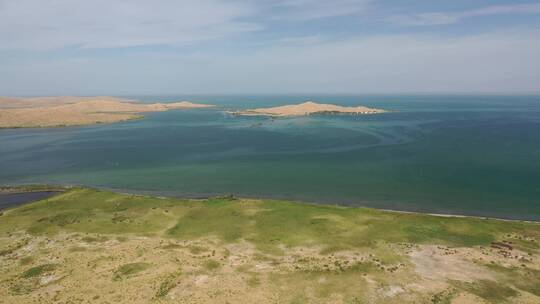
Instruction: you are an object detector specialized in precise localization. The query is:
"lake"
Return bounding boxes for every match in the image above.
[1,95,539,220]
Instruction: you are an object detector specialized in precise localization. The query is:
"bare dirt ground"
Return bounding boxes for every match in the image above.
[1,232,538,304]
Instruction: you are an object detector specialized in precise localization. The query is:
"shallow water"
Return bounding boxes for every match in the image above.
[0,191,61,210]
[1,95,539,220]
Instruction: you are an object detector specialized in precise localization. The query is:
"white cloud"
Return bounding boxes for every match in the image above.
[390,3,540,26]
[213,30,540,94]
[3,30,539,94]
[269,0,373,20]
[0,0,260,50]
[1,1,537,52]
[1,1,539,94]
[0,0,377,50]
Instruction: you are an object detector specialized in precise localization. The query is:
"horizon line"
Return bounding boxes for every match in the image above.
[3,92,540,98]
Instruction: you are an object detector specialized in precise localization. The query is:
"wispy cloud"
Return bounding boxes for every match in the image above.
[0,0,374,50]
[1,1,538,51]
[4,30,539,95]
[268,0,373,20]
[277,35,327,46]
[390,3,540,26]
[1,1,540,94]
[0,0,260,50]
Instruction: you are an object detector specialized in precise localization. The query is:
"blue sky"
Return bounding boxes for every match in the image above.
[1,0,539,95]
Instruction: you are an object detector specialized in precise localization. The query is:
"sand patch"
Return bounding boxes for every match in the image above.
[0,96,213,128]
[1,232,539,303]
[383,285,404,297]
[230,101,386,117]
[410,245,492,282]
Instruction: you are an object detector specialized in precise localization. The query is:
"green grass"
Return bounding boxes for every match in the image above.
[486,264,540,297]
[112,263,152,281]
[1,188,539,254]
[81,235,109,243]
[1,188,539,303]
[154,274,179,299]
[19,256,34,266]
[68,246,87,252]
[453,279,518,303]
[188,245,209,254]
[246,275,261,287]
[154,271,182,298]
[203,259,221,271]
[21,264,57,278]
[431,289,456,304]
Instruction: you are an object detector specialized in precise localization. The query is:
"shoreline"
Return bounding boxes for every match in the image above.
[2,183,538,223]
[0,115,144,130]
[0,96,214,129]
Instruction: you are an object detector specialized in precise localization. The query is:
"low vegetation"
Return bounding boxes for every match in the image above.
[21,264,57,279]
[113,263,152,281]
[0,188,539,303]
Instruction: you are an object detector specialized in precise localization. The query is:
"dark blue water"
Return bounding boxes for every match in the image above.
[0,191,61,210]
[1,95,539,220]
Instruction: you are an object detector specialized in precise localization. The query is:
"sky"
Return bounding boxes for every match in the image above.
[1,0,539,95]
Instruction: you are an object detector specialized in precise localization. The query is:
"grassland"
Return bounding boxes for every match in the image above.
[1,188,539,303]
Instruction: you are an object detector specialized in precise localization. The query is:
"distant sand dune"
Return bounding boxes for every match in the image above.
[0,96,213,128]
[230,101,386,117]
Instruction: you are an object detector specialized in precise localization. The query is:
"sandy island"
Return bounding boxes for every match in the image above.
[230,101,386,117]
[0,96,213,128]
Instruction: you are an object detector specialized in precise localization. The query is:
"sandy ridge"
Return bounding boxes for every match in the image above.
[230,101,386,117]
[0,96,213,128]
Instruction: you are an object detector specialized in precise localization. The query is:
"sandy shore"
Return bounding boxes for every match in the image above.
[230,101,386,117]
[0,96,213,128]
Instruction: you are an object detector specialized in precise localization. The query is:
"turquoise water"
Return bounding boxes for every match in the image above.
[1,95,539,220]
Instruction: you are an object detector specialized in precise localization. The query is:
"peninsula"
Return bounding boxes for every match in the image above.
[0,96,213,128]
[230,101,386,117]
